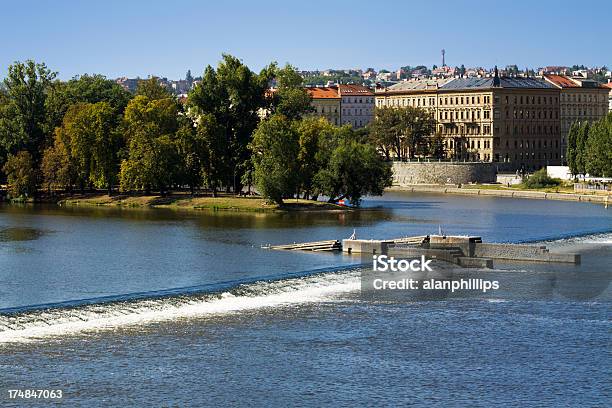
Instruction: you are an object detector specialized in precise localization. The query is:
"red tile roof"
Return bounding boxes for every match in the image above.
[306,87,340,99]
[338,84,374,96]
[543,74,579,88]
[602,82,612,89]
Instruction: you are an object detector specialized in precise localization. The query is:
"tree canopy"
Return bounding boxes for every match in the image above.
[567,114,612,177]
[0,60,56,163]
[1,56,393,205]
[368,106,436,160]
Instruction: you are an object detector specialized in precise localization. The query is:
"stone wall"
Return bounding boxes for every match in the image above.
[392,162,496,185]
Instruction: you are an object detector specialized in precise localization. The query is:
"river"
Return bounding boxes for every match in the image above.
[0,192,610,407]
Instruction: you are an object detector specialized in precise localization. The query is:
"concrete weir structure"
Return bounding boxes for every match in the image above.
[268,235,580,267]
[342,235,580,268]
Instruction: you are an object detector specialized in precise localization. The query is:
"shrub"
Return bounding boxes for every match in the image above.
[523,168,560,189]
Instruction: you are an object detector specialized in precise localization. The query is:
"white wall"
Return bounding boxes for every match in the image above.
[547,166,573,180]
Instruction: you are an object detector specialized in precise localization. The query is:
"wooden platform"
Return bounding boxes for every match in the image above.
[266,240,342,252]
[389,235,429,245]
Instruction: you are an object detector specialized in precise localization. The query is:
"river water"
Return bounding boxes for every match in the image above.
[0,192,610,407]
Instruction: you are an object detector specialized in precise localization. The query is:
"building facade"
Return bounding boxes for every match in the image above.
[543,74,609,163]
[305,85,374,128]
[375,73,563,171]
[306,87,341,126]
[338,84,375,128]
[603,82,612,111]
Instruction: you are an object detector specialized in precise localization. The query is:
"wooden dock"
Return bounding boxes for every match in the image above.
[265,235,429,253]
[265,240,342,252]
[389,235,429,245]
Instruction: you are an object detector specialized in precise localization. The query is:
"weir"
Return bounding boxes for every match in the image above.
[267,234,581,267]
[0,267,362,339]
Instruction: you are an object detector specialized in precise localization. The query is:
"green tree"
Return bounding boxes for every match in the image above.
[265,63,313,120]
[368,106,399,160]
[369,106,435,160]
[314,139,392,205]
[136,77,172,100]
[575,121,590,175]
[566,121,579,175]
[41,130,73,191]
[87,102,122,194]
[523,168,560,189]
[45,74,131,132]
[174,121,204,194]
[0,60,56,164]
[188,55,268,192]
[425,133,447,159]
[120,95,180,194]
[197,114,228,196]
[2,150,38,198]
[249,114,300,205]
[585,113,612,177]
[399,106,436,159]
[295,117,338,198]
[47,102,120,193]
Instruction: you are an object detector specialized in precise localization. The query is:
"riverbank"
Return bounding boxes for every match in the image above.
[56,193,349,212]
[387,185,611,204]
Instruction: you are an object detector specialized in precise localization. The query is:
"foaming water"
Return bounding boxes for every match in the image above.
[516,230,612,245]
[0,269,361,344]
[550,231,612,245]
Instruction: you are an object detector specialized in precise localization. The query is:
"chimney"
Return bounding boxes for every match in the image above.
[493,66,501,87]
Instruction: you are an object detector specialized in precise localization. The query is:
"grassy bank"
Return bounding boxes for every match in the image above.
[57,193,348,212]
[387,184,610,204]
[460,183,576,194]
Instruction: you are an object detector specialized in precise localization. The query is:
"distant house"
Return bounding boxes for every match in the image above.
[115,77,139,93]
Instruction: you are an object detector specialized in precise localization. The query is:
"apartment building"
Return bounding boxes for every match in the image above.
[305,87,341,126]
[543,74,609,163]
[338,84,375,128]
[375,71,563,170]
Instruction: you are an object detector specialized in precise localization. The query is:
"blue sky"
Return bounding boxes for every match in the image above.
[1,0,610,80]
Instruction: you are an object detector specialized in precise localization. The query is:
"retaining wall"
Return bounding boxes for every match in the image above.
[392,162,496,185]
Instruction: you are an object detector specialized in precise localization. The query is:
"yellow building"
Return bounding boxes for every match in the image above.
[543,74,610,163]
[375,72,563,171]
[306,87,341,126]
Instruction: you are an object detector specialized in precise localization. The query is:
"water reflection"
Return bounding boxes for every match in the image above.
[0,203,395,230]
[0,227,45,242]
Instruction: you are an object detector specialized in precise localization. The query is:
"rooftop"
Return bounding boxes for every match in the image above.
[306,87,340,99]
[383,78,452,92]
[440,76,555,90]
[543,74,579,88]
[338,84,374,96]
